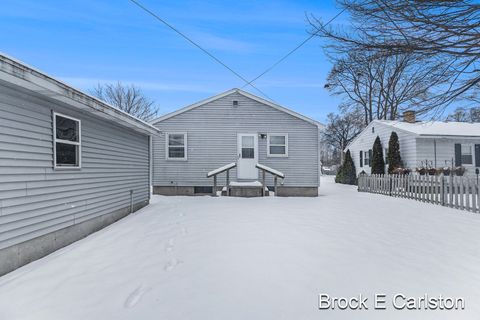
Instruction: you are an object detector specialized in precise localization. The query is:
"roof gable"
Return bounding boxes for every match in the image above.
[151,88,322,128]
[345,120,416,151]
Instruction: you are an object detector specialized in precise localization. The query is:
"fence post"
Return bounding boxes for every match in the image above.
[389,175,392,196]
[440,174,445,206]
[449,175,454,208]
[475,180,480,212]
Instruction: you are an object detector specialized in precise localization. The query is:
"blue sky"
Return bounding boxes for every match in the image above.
[1,0,345,123]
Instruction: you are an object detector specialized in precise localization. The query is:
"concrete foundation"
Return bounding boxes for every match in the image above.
[229,186,263,197]
[153,186,195,196]
[276,186,318,197]
[0,200,148,277]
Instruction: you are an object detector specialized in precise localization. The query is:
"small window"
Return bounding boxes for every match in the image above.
[461,144,473,164]
[267,134,288,157]
[166,133,187,160]
[54,113,81,168]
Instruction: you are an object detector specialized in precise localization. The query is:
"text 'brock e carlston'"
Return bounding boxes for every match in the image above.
[318,294,465,311]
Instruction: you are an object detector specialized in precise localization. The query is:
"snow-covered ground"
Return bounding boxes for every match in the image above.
[1,177,480,320]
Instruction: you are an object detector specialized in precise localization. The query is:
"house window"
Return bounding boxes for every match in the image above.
[364,150,371,167]
[359,151,363,167]
[461,144,473,165]
[166,133,187,160]
[267,134,288,157]
[53,113,81,168]
[384,148,389,164]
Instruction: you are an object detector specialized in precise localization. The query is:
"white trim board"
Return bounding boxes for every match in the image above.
[151,88,323,128]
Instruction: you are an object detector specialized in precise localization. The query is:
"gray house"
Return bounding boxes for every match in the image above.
[151,88,322,197]
[0,54,159,276]
[346,112,480,176]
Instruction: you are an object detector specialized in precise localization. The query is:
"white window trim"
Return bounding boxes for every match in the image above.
[166,132,188,161]
[461,143,474,166]
[267,133,288,157]
[53,112,82,170]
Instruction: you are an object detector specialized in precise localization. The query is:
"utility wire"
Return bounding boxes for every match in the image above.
[128,0,273,100]
[242,8,346,88]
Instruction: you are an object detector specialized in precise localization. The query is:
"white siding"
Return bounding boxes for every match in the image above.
[152,92,319,187]
[0,83,150,250]
[347,121,417,175]
[416,137,480,176]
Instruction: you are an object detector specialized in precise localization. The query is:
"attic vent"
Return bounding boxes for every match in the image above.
[232,100,238,107]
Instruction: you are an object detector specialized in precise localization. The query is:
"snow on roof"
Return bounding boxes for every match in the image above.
[377,120,480,137]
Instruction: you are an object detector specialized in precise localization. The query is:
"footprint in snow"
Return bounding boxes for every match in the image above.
[164,238,175,252]
[124,285,150,309]
[164,258,183,272]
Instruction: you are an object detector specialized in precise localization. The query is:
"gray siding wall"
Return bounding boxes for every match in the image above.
[348,121,417,175]
[0,83,150,250]
[416,137,480,176]
[152,92,319,187]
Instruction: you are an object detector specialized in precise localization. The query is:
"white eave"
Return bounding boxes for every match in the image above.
[151,88,323,128]
[0,53,160,136]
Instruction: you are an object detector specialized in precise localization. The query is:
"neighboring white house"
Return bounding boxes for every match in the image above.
[346,113,480,176]
[151,88,324,197]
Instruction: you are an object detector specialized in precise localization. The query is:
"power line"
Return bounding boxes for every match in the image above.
[128,0,273,100]
[242,8,346,88]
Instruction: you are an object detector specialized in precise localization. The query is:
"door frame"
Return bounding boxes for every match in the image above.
[237,133,258,179]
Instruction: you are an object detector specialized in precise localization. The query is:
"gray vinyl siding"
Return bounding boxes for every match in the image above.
[347,121,417,175]
[416,137,480,176]
[0,83,150,250]
[152,92,319,187]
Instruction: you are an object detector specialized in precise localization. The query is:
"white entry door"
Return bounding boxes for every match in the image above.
[237,133,258,179]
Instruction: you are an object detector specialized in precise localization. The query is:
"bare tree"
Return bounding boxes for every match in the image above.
[91,82,159,121]
[446,106,480,122]
[310,0,480,114]
[325,49,444,124]
[322,109,365,160]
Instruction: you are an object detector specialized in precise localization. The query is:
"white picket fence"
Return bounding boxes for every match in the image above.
[358,174,480,213]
